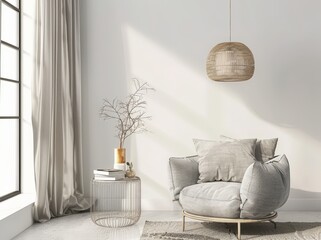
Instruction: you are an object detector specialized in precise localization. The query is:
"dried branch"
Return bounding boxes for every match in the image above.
[99,78,155,148]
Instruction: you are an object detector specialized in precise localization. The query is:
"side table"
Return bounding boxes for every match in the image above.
[91,177,141,228]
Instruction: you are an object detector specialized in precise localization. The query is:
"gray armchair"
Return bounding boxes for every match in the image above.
[169,154,290,219]
[169,154,290,239]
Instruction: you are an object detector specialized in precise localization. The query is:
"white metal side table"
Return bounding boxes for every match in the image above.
[91,177,141,228]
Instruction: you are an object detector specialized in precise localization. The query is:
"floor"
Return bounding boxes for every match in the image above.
[14,211,321,240]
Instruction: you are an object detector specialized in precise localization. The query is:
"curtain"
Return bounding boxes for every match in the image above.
[32,0,89,222]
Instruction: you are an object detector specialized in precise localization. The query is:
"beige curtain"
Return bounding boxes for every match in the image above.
[32,0,89,222]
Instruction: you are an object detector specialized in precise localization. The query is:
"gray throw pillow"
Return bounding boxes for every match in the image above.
[255,138,278,162]
[240,154,290,219]
[168,156,199,201]
[220,135,278,162]
[193,139,257,183]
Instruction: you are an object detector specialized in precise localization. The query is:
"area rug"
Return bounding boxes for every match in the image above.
[140,221,321,240]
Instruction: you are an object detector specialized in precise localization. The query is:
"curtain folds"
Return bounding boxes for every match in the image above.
[32,0,89,222]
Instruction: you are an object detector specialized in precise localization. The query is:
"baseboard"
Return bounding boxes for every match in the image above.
[141,198,178,211]
[280,198,321,211]
[141,198,321,211]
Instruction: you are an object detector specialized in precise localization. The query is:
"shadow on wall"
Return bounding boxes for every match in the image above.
[218,46,321,141]
[210,0,321,141]
[109,0,321,141]
[80,0,130,196]
[121,0,321,197]
[113,0,321,142]
[80,0,321,207]
[117,0,227,77]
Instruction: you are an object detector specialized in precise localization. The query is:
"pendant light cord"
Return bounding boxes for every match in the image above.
[229,0,232,42]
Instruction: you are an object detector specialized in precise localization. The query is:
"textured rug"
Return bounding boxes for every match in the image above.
[140,221,321,240]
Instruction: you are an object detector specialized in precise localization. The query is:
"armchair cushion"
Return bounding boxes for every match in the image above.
[168,156,199,201]
[193,138,257,183]
[240,154,290,218]
[220,135,278,162]
[179,182,241,218]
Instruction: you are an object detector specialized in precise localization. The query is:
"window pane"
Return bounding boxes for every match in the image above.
[0,119,19,198]
[0,44,19,80]
[1,3,19,47]
[4,0,19,9]
[0,80,19,116]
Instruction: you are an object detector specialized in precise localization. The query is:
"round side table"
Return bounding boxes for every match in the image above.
[91,177,141,228]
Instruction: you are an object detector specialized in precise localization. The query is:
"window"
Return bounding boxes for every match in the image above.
[0,0,21,201]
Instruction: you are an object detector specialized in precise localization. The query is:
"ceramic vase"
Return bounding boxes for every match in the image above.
[114,148,126,170]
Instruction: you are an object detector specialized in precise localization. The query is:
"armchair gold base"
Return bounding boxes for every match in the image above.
[182,210,277,240]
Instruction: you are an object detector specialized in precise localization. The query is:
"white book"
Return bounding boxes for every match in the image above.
[93,169,125,176]
[94,175,124,181]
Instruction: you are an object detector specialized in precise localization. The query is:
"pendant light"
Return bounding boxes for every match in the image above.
[206,0,255,82]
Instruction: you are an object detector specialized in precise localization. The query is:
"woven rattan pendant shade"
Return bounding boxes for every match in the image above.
[207,42,255,82]
[206,0,255,82]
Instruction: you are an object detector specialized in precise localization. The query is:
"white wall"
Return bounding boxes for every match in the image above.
[80,0,321,210]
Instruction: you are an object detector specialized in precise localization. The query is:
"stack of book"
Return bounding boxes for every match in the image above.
[93,169,125,181]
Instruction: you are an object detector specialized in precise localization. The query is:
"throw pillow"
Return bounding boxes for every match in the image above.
[168,155,199,201]
[220,135,278,162]
[193,138,257,183]
[240,154,290,219]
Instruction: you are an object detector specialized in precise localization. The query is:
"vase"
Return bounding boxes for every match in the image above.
[114,148,126,170]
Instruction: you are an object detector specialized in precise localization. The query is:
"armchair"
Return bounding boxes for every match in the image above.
[168,154,290,239]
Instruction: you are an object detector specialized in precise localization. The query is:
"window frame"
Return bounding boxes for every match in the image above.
[0,0,21,202]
